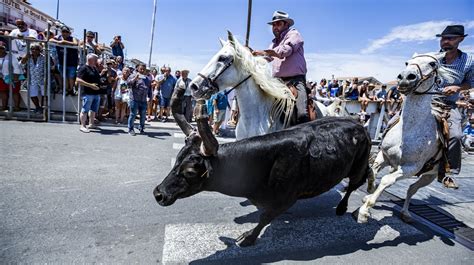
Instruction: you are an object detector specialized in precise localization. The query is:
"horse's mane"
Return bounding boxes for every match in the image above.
[229,39,296,128]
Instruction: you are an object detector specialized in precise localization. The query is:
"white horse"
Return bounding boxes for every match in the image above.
[190,31,337,140]
[357,52,456,223]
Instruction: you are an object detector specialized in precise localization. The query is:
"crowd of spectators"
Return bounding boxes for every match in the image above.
[0,19,472,143]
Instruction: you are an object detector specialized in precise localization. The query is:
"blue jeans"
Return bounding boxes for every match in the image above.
[128,100,147,131]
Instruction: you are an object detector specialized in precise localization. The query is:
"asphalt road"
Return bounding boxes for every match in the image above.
[0,120,472,264]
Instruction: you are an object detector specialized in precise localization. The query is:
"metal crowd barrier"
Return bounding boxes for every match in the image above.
[0,31,98,123]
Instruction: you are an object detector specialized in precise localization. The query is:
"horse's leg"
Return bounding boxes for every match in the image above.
[366,151,388,194]
[357,168,405,223]
[400,171,437,223]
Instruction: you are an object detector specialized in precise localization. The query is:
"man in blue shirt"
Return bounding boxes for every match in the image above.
[127,63,152,135]
[435,25,473,189]
[110,35,124,58]
[157,67,176,122]
[212,91,229,136]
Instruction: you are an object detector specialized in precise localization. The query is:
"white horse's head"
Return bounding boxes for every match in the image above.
[397,52,454,95]
[190,31,247,99]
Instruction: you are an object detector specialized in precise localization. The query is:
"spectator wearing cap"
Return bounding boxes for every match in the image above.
[434,25,474,189]
[127,63,152,135]
[252,11,309,123]
[82,31,102,55]
[20,43,46,113]
[110,35,124,58]
[386,85,402,117]
[76,53,101,133]
[9,19,38,59]
[0,41,22,111]
[50,26,79,96]
[175,69,193,122]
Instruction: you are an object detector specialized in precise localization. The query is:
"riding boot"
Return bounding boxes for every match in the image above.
[295,81,309,123]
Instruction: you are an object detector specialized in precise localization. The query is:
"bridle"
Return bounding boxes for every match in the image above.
[197,55,251,96]
[408,54,442,95]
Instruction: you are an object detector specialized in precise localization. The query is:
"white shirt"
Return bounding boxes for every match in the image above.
[0,53,22,80]
[9,28,38,58]
[175,77,192,96]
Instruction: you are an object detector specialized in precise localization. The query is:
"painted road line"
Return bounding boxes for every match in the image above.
[162,210,423,264]
[174,132,186,138]
[173,143,185,150]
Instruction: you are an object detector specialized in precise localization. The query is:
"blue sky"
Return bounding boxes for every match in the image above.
[30,0,473,82]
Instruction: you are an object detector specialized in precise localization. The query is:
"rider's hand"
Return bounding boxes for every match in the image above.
[443,85,460,96]
[263,49,279,58]
[252,50,266,56]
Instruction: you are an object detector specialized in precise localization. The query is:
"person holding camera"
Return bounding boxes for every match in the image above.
[110,35,124,58]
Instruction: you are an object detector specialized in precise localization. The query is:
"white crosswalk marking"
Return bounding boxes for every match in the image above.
[172,143,185,150]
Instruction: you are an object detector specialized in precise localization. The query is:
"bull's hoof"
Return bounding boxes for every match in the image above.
[336,204,347,216]
[236,230,256,247]
[401,212,414,223]
[238,237,256,247]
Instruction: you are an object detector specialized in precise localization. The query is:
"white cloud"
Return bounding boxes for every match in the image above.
[306,53,406,83]
[362,20,474,54]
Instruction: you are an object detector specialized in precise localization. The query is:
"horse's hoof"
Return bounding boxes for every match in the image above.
[401,213,414,223]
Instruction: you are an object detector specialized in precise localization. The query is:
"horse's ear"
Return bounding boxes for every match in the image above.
[227,30,235,45]
[411,52,419,58]
[218,38,226,47]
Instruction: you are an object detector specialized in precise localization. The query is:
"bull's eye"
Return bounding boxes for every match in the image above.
[182,168,197,178]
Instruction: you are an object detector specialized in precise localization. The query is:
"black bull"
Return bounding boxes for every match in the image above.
[153,88,372,247]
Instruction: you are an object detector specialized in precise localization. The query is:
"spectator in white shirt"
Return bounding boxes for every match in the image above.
[9,19,38,59]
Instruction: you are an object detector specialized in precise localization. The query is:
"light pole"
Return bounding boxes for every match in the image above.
[245,0,252,47]
[56,0,59,19]
[148,0,158,68]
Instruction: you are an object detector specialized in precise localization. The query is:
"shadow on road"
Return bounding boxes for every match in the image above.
[188,190,455,265]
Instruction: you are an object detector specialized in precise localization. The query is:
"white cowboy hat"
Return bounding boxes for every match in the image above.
[267,11,294,27]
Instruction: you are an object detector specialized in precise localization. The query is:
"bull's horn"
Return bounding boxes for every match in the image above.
[171,86,194,136]
[195,99,219,156]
